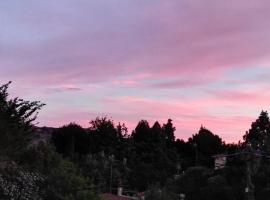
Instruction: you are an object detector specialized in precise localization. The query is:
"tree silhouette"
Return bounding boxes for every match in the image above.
[243,110,270,150]
[162,119,176,146]
[131,120,151,143]
[0,82,100,200]
[0,82,44,159]
[51,123,89,157]
[89,117,125,156]
[188,126,223,167]
[151,121,165,147]
[128,120,177,191]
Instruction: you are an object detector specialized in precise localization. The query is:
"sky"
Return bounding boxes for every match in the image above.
[1,0,270,142]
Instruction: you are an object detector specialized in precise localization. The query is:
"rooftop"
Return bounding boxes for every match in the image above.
[101,193,134,200]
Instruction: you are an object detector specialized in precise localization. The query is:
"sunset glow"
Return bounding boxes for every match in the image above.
[2,1,270,142]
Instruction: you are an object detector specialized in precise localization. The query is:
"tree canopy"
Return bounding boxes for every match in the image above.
[0,83,100,200]
[3,82,270,200]
[0,82,45,158]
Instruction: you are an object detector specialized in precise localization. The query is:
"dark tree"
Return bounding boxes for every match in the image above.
[243,110,270,150]
[175,139,195,169]
[243,111,270,198]
[162,119,176,145]
[89,117,124,156]
[188,126,223,167]
[0,83,100,200]
[128,120,177,191]
[0,82,44,158]
[116,122,128,139]
[151,121,166,147]
[51,123,89,157]
[131,120,151,143]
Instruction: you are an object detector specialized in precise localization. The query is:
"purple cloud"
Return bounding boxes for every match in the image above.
[1,0,270,141]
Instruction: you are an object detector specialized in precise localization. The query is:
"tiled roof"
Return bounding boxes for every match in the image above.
[101,193,134,200]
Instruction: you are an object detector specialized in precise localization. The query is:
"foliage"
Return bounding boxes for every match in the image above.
[129,120,177,191]
[188,126,223,167]
[0,82,44,158]
[51,123,89,157]
[21,143,100,200]
[145,184,175,200]
[77,153,129,193]
[89,117,125,156]
[0,165,44,200]
[243,110,270,150]
[5,82,270,199]
[166,167,240,200]
[162,119,176,145]
[0,83,99,200]
[242,111,270,198]
[175,139,195,169]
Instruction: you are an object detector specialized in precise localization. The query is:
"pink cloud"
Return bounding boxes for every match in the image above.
[2,1,270,142]
[42,95,255,142]
[98,93,268,142]
[2,1,270,86]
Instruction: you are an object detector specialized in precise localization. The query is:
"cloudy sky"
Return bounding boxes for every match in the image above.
[1,0,270,142]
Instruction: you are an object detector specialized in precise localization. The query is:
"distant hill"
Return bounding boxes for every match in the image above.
[33,126,58,145]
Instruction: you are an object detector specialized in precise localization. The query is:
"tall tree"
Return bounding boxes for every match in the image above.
[243,111,270,198]
[188,126,223,167]
[0,82,44,158]
[151,121,165,146]
[51,123,89,157]
[162,119,176,145]
[0,83,100,200]
[129,120,177,191]
[89,117,124,155]
[243,111,270,150]
[131,120,151,143]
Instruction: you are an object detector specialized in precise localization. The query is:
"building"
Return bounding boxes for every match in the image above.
[101,193,134,200]
[101,187,145,200]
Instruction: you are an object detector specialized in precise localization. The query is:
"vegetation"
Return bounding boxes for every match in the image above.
[1,82,270,199]
[0,82,100,200]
